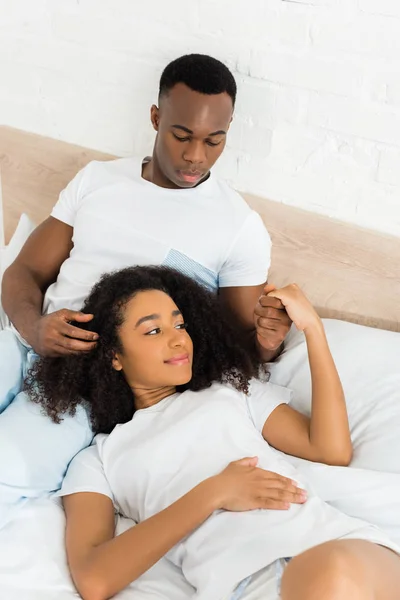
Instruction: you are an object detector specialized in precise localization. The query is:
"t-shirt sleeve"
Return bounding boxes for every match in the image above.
[51,163,92,227]
[218,211,272,288]
[246,379,293,433]
[56,436,114,502]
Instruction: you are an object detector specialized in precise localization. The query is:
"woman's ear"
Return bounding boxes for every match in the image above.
[112,352,123,372]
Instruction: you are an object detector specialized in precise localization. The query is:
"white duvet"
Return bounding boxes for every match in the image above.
[1,319,400,600]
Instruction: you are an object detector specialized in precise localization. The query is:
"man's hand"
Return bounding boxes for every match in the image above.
[31,309,99,357]
[254,284,292,353]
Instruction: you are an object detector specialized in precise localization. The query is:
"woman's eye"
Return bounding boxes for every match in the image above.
[173,134,190,143]
[206,140,222,147]
[146,327,161,336]
[176,322,188,330]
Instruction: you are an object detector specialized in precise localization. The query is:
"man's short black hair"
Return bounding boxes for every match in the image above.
[159,54,237,106]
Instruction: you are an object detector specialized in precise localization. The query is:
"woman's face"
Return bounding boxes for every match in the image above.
[112,289,193,393]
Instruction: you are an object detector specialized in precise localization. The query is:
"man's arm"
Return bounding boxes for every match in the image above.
[217,208,291,362]
[2,217,97,356]
[219,284,292,362]
[2,217,72,338]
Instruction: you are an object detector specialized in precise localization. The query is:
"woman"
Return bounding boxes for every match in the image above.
[26,266,400,600]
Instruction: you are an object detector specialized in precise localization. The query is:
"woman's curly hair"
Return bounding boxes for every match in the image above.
[25,266,263,434]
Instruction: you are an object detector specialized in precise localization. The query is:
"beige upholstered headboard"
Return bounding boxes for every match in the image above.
[1,125,400,332]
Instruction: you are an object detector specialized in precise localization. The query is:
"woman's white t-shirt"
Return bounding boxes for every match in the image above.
[59,380,399,599]
[43,158,271,315]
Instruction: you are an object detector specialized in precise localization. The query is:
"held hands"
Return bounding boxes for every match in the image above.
[209,457,307,512]
[265,284,321,333]
[254,284,292,352]
[31,309,99,357]
[254,284,321,349]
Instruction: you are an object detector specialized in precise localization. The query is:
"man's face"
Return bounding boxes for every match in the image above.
[151,83,234,189]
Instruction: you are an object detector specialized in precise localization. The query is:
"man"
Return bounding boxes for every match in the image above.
[0,54,290,525]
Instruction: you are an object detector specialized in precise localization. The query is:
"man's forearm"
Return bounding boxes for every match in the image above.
[256,339,284,363]
[2,264,44,343]
[246,329,284,363]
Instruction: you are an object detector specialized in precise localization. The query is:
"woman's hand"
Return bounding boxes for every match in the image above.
[266,284,321,333]
[208,457,307,511]
[262,286,352,467]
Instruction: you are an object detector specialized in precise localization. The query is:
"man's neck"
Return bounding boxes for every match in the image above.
[141,157,177,189]
[141,156,211,190]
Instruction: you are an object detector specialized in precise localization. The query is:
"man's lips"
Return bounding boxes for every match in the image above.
[177,171,203,183]
[164,354,190,365]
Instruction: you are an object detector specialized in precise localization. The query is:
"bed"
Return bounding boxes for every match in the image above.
[1,125,400,600]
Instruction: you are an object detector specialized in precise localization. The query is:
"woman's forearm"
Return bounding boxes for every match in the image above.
[74,479,219,600]
[305,320,352,466]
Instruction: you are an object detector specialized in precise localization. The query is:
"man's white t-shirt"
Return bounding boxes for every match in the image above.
[43,158,271,315]
[59,380,398,599]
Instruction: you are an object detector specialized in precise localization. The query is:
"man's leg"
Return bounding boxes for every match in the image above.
[281,539,400,600]
[0,391,93,528]
[0,329,28,413]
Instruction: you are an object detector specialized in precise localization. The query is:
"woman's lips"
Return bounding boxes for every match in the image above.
[165,354,190,365]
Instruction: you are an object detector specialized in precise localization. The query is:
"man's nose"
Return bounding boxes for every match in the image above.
[183,140,206,165]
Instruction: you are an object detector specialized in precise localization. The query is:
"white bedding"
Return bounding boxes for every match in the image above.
[0,498,194,600]
[2,464,400,600]
[1,318,400,599]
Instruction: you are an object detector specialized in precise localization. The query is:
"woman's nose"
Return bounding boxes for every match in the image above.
[169,329,185,347]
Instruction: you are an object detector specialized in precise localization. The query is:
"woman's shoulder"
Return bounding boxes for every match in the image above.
[247,378,293,401]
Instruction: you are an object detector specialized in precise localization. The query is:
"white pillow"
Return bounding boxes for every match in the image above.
[0,214,36,330]
[268,319,400,473]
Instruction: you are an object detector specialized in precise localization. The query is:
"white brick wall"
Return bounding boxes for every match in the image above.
[1,0,400,236]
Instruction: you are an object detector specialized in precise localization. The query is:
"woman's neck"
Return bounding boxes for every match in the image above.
[133,386,177,410]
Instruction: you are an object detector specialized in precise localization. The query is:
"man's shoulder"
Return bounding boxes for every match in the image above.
[82,156,141,183]
[212,176,248,205]
[209,176,254,225]
[64,156,143,203]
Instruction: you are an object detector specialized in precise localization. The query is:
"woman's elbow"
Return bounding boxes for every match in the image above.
[74,571,110,600]
[324,446,353,467]
[338,447,353,467]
